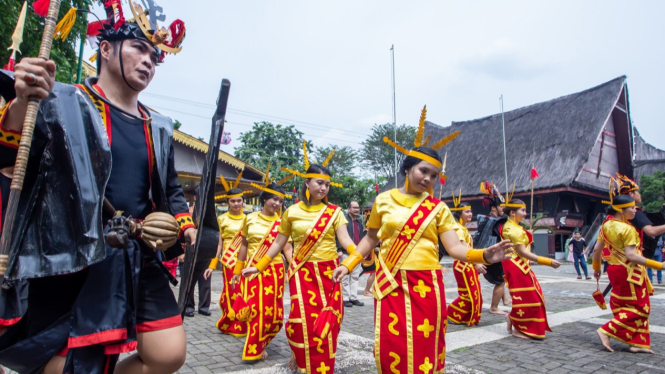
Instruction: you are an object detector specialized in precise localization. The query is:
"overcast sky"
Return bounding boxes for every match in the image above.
[88,0,665,154]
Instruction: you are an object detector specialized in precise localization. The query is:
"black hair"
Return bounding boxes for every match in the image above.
[606,195,635,215]
[503,199,526,218]
[453,202,472,221]
[299,164,332,206]
[96,40,121,72]
[400,147,442,176]
[226,188,244,201]
[347,200,359,209]
[259,183,286,207]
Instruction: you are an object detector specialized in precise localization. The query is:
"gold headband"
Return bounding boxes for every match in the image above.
[304,173,331,181]
[226,193,245,199]
[501,203,526,208]
[449,206,469,211]
[612,201,635,210]
[407,150,442,170]
[250,183,292,199]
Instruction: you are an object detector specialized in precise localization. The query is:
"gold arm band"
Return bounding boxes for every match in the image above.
[537,257,553,266]
[466,249,490,265]
[209,257,219,270]
[645,259,664,271]
[341,252,363,272]
[346,244,357,255]
[233,261,246,275]
[255,255,273,273]
[592,260,601,272]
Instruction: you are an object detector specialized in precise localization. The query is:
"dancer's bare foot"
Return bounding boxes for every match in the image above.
[261,351,269,360]
[288,355,298,372]
[597,329,614,352]
[511,329,530,340]
[629,347,654,354]
[505,314,512,334]
[489,307,507,315]
[363,290,372,297]
[502,297,512,306]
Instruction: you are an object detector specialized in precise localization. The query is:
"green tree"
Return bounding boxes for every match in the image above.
[360,123,416,179]
[312,145,357,177]
[0,0,93,83]
[234,122,310,202]
[173,119,182,131]
[640,171,665,212]
[327,176,376,209]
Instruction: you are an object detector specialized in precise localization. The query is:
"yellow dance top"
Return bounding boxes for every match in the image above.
[243,212,283,265]
[455,222,473,248]
[218,212,245,250]
[367,189,457,270]
[599,219,641,264]
[501,218,531,259]
[278,201,348,262]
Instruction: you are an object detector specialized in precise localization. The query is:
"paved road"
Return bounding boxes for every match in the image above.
[167,260,665,373]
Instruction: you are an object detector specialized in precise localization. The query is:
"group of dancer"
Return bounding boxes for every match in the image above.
[0,1,661,373]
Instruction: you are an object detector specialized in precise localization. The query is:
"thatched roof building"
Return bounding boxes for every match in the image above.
[380,76,665,256]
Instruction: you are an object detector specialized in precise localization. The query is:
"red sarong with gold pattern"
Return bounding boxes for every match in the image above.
[503,257,551,339]
[375,269,446,374]
[448,261,482,326]
[215,265,247,336]
[285,259,343,374]
[241,262,285,360]
[599,265,653,348]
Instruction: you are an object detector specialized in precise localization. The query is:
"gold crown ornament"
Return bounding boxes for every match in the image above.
[383,106,460,196]
[250,163,293,200]
[281,141,343,203]
[500,182,526,209]
[215,167,252,200]
[601,176,635,211]
[449,189,466,211]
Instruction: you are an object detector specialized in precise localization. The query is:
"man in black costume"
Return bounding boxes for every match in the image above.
[0,1,193,373]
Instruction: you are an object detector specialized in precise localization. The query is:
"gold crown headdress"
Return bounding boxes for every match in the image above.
[281,141,343,202]
[500,182,526,208]
[449,189,467,211]
[615,173,640,195]
[601,176,635,211]
[128,1,185,55]
[250,163,293,199]
[383,106,460,195]
[215,167,252,200]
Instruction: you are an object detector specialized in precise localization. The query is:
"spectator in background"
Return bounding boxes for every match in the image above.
[184,190,212,317]
[336,200,365,307]
[568,230,591,280]
[648,236,663,284]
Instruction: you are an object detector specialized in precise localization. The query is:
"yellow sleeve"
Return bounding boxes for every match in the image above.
[333,209,348,231]
[242,215,250,237]
[621,226,640,248]
[217,215,226,233]
[455,225,466,242]
[437,204,458,234]
[278,207,293,236]
[503,223,529,245]
[367,200,382,229]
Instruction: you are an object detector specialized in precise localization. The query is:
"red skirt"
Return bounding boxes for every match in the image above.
[242,262,285,360]
[375,269,446,374]
[215,265,247,337]
[599,264,652,348]
[503,257,551,339]
[285,259,343,374]
[448,261,482,326]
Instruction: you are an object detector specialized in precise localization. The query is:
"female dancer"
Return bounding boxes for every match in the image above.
[592,193,661,353]
[501,197,560,339]
[232,183,293,361]
[243,160,356,374]
[204,188,247,337]
[332,143,513,373]
[448,196,486,327]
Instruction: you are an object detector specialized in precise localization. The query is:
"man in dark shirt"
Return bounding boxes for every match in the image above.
[336,200,365,307]
[568,231,590,279]
[617,174,665,257]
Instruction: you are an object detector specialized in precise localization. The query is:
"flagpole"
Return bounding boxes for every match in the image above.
[391,44,397,188]
[530,162,535,230]
[500,95,508,195]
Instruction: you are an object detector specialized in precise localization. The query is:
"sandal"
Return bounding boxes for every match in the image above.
[577,276,582,279]
[586,277,592,280]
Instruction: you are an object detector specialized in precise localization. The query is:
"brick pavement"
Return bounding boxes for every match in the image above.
[175,260,665,373]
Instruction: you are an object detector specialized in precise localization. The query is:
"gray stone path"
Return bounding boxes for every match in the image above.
[176,260,665,373]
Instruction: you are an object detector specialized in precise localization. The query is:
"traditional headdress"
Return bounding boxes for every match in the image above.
[251,163,293,200]
[480,181,504,209]
[86,0,185,64]
[383,105,460,195]
[215,167,251,200]
[281,141,342,203]
[602,176,636,212]
[449,189,466,211]
[615,173,640,196]
[500,182,526,209]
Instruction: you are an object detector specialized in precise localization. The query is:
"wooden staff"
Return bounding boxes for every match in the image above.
[0,0,62,276]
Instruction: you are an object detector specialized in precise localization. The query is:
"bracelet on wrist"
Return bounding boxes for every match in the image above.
[346,244,357,255]
[255,254,273,273]
[466,249,491,265]
[209,257,219,270]
[592,259,601,272]
[537,257,553,267]
[645,259,664,271]
[341,252,363,272]
[233,260,246,276]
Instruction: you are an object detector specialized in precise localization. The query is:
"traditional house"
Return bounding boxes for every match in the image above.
[382,76,664,258]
